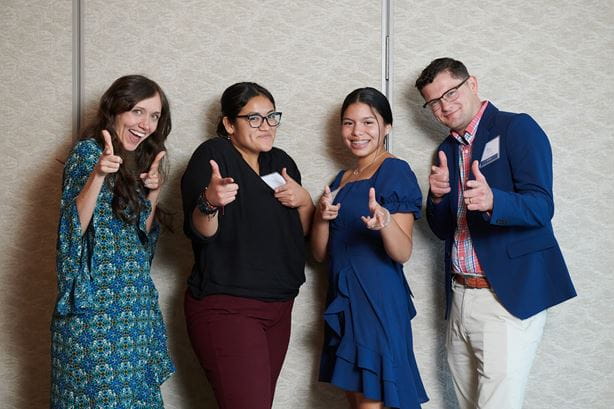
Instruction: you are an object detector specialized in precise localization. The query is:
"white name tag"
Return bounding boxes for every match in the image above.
[261,172,286,190]
[480,136,500,168]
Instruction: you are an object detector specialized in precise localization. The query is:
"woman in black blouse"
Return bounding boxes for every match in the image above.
[181,82,314,409]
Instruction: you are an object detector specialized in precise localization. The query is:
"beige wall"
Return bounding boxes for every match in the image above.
[1,1,612,408]
[1,1,73,407]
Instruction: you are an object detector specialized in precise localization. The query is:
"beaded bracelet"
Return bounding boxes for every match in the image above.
[197,188,218,216]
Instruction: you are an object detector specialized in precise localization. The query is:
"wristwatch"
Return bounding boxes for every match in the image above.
[197,188,218,215]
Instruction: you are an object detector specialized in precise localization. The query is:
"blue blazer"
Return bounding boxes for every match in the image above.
[427,103,576,319]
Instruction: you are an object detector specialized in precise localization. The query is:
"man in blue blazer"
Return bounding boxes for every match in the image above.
[415,57,576,409]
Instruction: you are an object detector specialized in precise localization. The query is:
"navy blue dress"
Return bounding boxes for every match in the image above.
[319,158,428,409]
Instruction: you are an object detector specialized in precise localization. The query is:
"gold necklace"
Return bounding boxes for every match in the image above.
[352,151,385,176]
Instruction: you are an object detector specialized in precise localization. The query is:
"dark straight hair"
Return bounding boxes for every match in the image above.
[216,82,275,137]
[340,87,393,126]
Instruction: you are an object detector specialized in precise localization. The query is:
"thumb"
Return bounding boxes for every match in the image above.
[368,187,378,209]
[102,130,114,155]
[438,150,448,169]
[210,159,222,179]
[149,151,166,173]
[472,160,486,182]
[281,167,293,182]
[322,185,332,203]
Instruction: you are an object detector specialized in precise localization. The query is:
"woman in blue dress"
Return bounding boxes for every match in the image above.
[50,75,175,408]
[311,87,428,409]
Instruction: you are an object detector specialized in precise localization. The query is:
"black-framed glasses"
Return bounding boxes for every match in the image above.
[236,111,282,128]
[422,77,470,110]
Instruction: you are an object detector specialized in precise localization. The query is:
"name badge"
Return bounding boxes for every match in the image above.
[480,136,500,168]
[261,172,286,190]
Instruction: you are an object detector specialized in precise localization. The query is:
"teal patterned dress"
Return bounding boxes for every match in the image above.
[50,139,175,408]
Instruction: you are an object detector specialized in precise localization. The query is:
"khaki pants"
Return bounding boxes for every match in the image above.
[447,281,547,409]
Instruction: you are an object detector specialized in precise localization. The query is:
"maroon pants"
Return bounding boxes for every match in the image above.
[184,292,294,409]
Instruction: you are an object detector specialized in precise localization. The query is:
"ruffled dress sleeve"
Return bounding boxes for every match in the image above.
[54,139,101,316]
[373,158,423,219]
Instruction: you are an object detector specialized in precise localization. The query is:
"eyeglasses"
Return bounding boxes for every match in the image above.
[236,112,282,128]
[422,77,470,110]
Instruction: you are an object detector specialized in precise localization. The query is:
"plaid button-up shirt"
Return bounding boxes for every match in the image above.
[449,101,489,277]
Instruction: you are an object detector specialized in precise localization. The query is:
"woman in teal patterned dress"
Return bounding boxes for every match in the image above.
[50,75,175,408]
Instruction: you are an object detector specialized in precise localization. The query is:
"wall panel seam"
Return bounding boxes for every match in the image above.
[72,0,83,139]
[382,0,392,151]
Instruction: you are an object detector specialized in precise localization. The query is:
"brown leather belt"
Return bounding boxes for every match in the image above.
[453,274,490,289]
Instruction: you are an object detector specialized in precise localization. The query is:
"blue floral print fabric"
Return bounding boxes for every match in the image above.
[50,139,174,408]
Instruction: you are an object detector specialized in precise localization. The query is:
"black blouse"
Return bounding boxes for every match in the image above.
[181,137,306,301]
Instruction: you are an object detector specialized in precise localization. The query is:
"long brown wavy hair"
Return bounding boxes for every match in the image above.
[79,75,172,229]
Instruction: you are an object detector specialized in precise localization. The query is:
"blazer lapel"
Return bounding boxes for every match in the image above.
[471,103,499,177]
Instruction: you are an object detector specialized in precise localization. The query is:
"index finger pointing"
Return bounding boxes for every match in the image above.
[210,159,222,179]
[102,130,114,155]
[368,187,378,206]
[438,150,448,168]
[149,151,166,173]
[281,167,294,182]
[472,160,486,182]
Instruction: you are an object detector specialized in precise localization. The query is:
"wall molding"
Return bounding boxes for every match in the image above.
[72,0,83,138]
[381,0,393,150]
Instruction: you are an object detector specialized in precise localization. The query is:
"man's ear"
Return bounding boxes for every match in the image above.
[468,75,479,95]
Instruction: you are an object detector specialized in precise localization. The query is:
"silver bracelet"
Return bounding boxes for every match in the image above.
[380,208,391,229]
[368,208,391,231]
